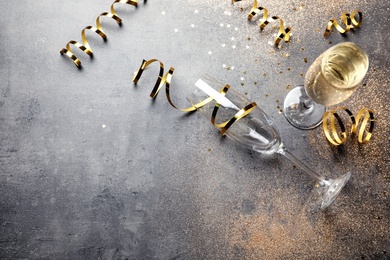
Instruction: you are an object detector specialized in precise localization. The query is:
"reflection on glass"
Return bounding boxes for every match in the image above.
[188,75,351,210]
[284,42,369,129]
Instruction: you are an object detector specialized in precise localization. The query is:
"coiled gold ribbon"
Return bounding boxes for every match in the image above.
[232,0,291,46]
[133,59,259,136]
[60,0,138,67]
[324,10,363,37]
[322,107,374,145]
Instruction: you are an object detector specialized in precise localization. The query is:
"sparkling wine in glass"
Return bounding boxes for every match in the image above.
[284,42,369,129]
[187,75,351,210]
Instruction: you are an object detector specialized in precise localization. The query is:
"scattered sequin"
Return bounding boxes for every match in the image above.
[232,45,236,49]
[174,28,179,32]
[221,43,226,47]
[191,24,195,28]
[161,11,166,15]
[102,124,107,129]
[194,9,199,14]
[208,51,212,55]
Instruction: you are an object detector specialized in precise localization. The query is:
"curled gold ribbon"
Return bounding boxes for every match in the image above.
[323,107,355,146]
[233,0,291,46]
[354,108,375,144]
[322,107,374,145]
[324,10,363,37]
[133,59,259,136]
[60,0,138,67]
[208,84,258,135]
[133,59,206,112]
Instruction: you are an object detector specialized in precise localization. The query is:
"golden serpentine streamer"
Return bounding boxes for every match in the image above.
[322,107,374,146]
[60,0,138,67]
[232,0,291,46]
[324,10,363,37]
[133,59,259,136]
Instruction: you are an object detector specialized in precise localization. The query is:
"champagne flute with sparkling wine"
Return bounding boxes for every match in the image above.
[283,42,369,129]
[187,74,351,210]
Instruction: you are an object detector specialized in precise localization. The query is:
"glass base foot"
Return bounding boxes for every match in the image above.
[319,171,352,210]
[283,86,326,130]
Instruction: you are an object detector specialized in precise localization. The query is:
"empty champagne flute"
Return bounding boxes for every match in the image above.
[187,74,351,210]
[284,42,369,129]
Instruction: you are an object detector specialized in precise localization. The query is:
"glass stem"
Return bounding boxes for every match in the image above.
[277,146,328,186]
[302,98,313,109]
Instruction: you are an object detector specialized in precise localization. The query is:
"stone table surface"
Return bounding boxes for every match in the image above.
[0,0,389,259]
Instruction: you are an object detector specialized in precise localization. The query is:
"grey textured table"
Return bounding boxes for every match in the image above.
[0,0,389,259]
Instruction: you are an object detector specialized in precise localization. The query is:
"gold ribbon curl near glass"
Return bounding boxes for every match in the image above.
[324,10,363,37]
[132,59,256,134]
[133,60,351,210]
[60,0,138,67]
[323,107,375,146]
[232,0,291,47]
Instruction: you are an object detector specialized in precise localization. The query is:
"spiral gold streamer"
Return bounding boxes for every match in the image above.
[322,107,374,146]
[60,0,138,67]
[354,108,375,144]
[132,59,259,136]
[233,0,291,46]
[324,10,363,37]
